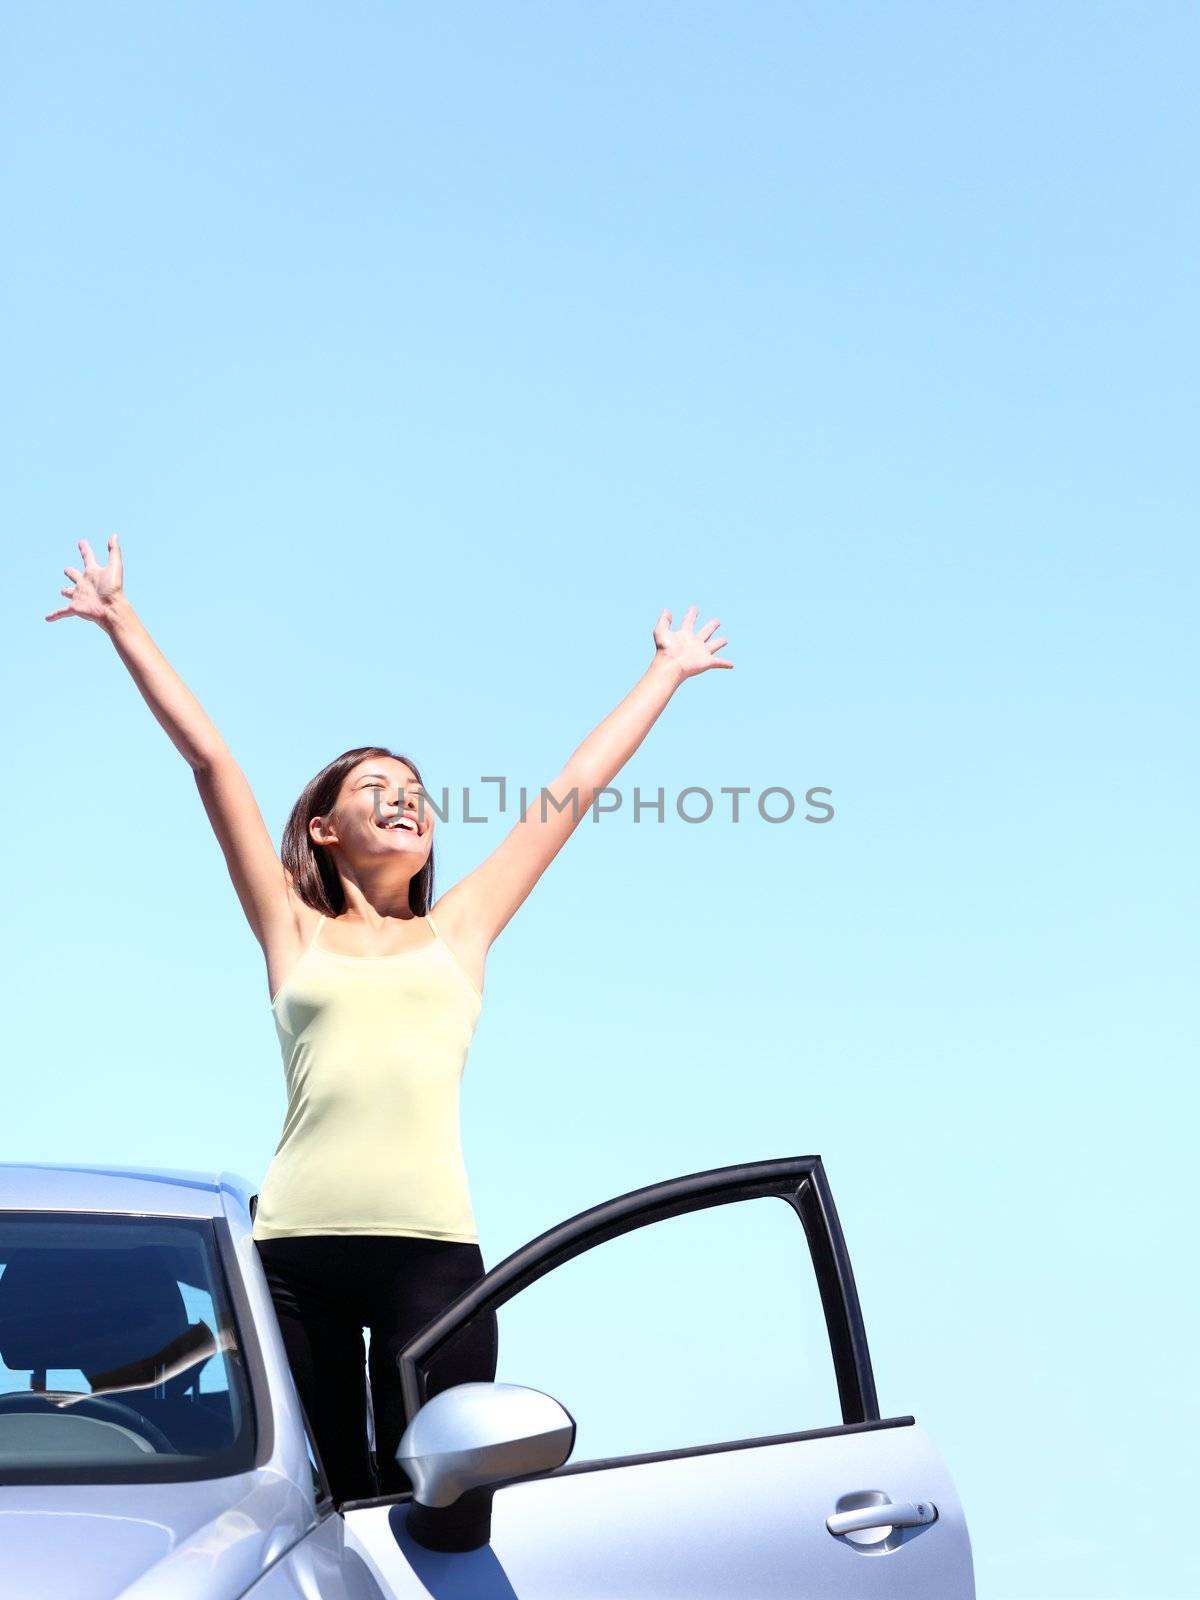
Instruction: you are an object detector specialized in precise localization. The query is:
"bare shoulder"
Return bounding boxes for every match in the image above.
[430,884,491,997]
[430,881,489,946]
[261,875,322,1007]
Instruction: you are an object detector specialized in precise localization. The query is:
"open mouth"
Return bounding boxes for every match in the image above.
[375,815,421,835]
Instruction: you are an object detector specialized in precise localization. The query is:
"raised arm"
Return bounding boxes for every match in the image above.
[436,605,733,953]
[45,535,293,951]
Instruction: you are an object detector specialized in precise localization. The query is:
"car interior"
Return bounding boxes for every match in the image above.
[0,1228,249,1466]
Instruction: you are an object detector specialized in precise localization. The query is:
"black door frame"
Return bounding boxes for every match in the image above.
[399,1154,880,1429]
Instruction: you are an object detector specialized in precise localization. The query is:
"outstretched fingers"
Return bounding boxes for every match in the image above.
[46,534,121,622]
[652,603,734,670]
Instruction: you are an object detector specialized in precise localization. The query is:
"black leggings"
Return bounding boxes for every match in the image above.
[255,1233,498,1503]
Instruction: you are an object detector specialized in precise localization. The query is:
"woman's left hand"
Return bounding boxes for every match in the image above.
[653,606,734,678]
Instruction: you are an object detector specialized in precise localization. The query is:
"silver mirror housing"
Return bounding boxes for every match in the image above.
[398,1381,575,1510]
[397,1381,576,1550]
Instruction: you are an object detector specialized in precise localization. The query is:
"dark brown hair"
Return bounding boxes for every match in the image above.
[280,746,435,916]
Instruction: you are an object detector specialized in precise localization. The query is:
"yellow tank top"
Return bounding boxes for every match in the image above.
[250,912,483,1244]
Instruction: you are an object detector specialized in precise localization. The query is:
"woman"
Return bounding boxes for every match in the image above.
[46,533,734,1503]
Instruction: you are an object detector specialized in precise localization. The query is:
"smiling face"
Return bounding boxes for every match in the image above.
[310,756,434,874]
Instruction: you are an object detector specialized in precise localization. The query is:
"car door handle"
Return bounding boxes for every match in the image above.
[827,1500,939,1536]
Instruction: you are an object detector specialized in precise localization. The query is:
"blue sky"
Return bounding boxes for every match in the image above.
[4,4,1197,1595]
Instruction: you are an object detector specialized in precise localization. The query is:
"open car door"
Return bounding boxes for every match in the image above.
[342,1155,975,1598]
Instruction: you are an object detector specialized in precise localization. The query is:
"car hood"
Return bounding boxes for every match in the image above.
[0,1471,313,1600]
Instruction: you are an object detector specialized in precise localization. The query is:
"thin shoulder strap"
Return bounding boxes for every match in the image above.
[424,912,482,1001]
[307,913,326,952]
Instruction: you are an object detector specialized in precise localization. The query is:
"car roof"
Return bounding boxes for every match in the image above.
[0,1162,255,1223]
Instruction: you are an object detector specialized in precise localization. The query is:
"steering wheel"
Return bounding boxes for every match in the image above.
[0,1390,178,1453]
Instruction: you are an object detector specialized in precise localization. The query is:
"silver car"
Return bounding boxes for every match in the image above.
[0,1156,975,1597]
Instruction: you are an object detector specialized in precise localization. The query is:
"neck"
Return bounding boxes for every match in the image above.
[334,872,420,926]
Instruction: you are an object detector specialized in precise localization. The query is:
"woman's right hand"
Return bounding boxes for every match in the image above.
[45,534,125,627]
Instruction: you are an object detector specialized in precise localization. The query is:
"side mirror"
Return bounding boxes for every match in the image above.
[397,1381,575,1551]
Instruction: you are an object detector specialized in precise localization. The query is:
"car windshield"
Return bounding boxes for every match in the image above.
[0,1212,256,1483]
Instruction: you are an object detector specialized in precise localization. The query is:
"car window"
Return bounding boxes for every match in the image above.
[472,1196,844,1463]
[0,1212,256,1483]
